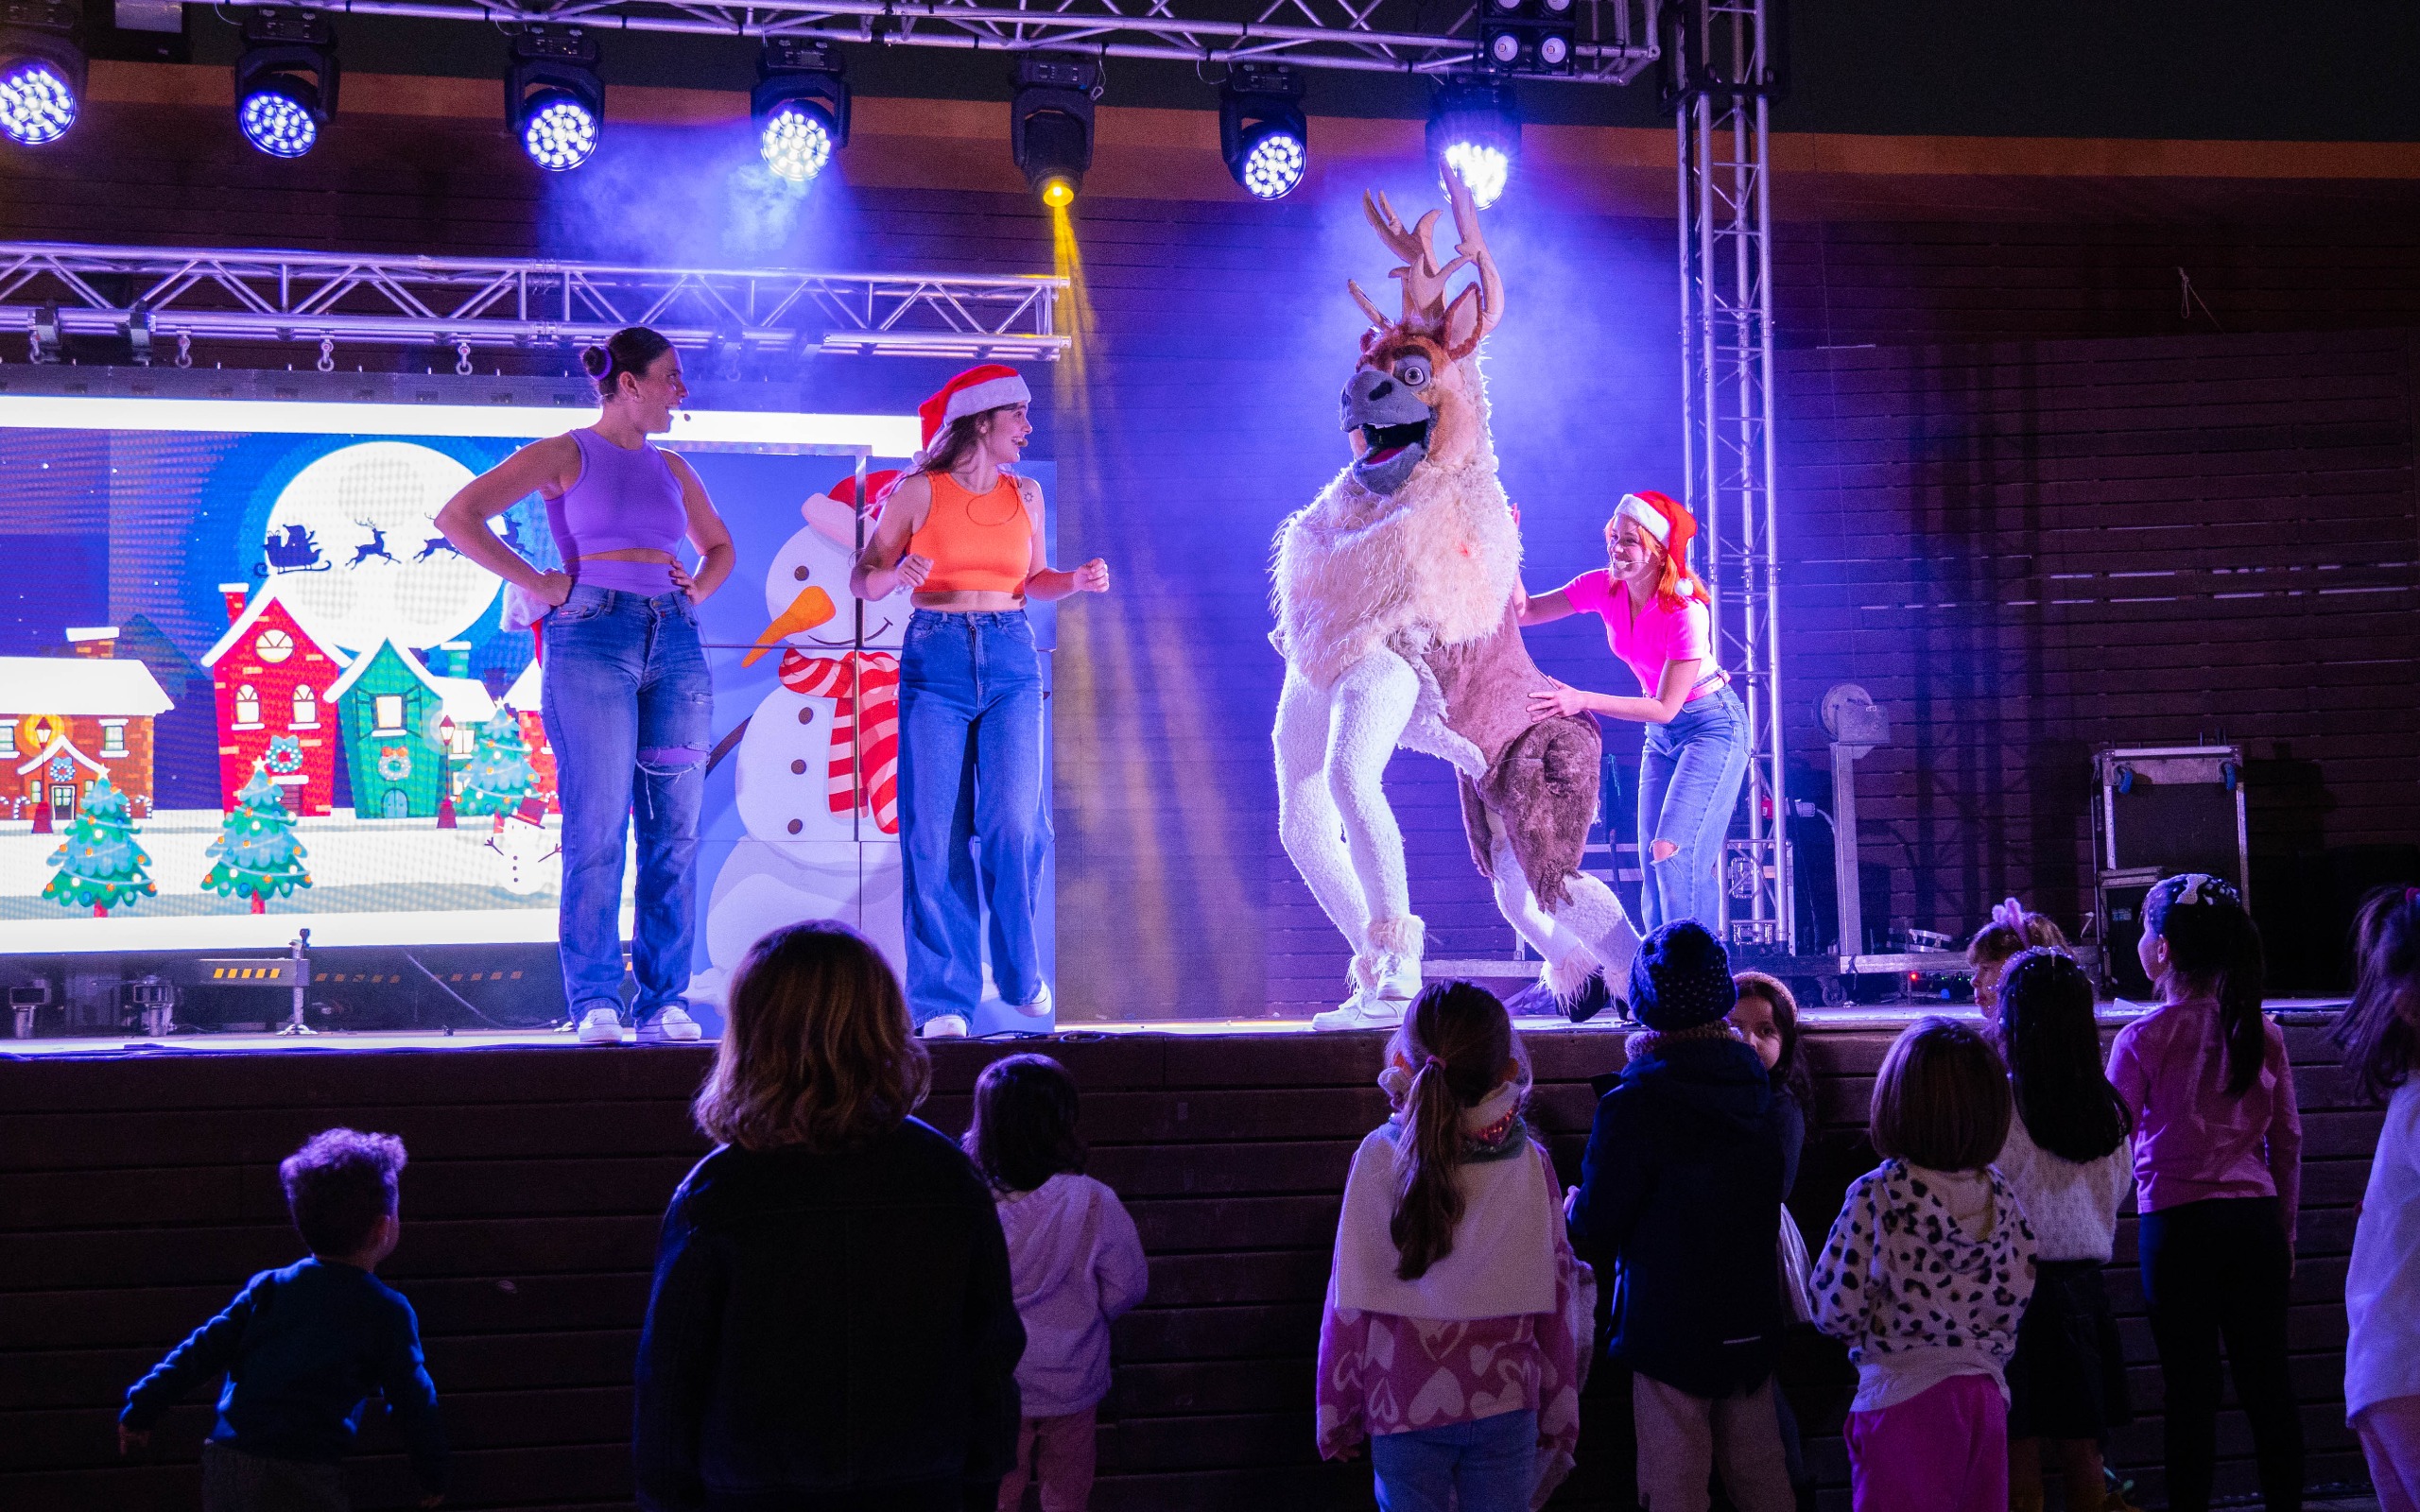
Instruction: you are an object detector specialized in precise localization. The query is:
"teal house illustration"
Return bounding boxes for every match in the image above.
[328,634,497,819]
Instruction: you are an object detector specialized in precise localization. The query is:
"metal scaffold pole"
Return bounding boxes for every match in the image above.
[1667,0,1790,953]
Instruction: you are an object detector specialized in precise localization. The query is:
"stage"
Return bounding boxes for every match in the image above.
[0,1003,2375,1512]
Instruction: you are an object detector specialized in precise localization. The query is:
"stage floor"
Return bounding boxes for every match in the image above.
[0,996,2353,1057]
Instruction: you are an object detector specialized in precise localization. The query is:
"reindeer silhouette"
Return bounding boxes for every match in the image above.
[416,533,464,563]
[349,521,397,567]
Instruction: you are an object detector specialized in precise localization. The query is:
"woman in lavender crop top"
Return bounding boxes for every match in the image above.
[1515,490,1751,946]
[437,326,735,1047]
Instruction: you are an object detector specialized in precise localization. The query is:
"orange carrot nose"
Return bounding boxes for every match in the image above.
[741,586,836,666]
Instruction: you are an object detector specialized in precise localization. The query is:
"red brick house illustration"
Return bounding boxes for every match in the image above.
[0,628,175,820]
[199,581,350,816]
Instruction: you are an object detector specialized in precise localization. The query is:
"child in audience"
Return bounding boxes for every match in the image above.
[1994,949,2135,1512]
[2107,874,2303,1512]
[634,921,1025,1512]
[1730,971,1819,1512]
[1318,981,1588,1512]
[1570,923,1795,1512]
[1968,897,2069,1014]
[119,1128,446,1511]
[1811,1017,2037,1512]
[963,1054,1150,1512]
[2337,886,2420,1512]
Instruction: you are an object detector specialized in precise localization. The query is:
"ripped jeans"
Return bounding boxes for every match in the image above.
[1635,683,1751,936]
[540,586,712,1022]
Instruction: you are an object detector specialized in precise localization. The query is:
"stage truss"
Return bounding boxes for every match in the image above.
[0,243,1068,367]
[217,0,1658,83]
[1669,0,1791,953]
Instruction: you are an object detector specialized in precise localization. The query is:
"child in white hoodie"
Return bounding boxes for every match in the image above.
[964,1054,1150,1512]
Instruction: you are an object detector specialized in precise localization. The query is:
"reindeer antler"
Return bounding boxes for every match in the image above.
[1348,181,1501,340]
[1440,168,1502,344]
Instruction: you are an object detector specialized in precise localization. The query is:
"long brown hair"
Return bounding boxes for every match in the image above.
[2335,885,2420,1106]
[2144,873,2268,1097]
[1388,981,1519,1281]
[917,404,1019,478]
[692,921,931,1153]
[1870,1016,2012,1172]
[1997,949,2132,1163]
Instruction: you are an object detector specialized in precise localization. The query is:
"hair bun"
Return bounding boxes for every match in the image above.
[579,345,611,378]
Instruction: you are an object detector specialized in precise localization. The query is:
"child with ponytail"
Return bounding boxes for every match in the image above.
[1994,949,2134,1512]
[2337,886,2420,1512]
[2107,874,2304,1512]
[1317,982,1590,1512]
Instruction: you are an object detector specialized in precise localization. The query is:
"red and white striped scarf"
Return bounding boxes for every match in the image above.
[776,649,901,836]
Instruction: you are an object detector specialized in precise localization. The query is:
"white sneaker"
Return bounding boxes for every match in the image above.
[919,1014,971,1039]
[636,1006,702,1043]
[1011,983,1054,1019]
[574,1006,624,1045]
[1309,992,1408,1033]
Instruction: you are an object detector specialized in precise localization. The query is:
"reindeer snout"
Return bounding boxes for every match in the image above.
[1342,366,1426,430]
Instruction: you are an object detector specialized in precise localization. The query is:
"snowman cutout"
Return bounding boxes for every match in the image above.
[485,797,561,895]
[693,472,919,1006]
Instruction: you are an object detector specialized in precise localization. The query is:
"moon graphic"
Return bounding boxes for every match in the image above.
[257,442,505,653]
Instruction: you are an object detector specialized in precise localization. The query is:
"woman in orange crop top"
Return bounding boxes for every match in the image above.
[852,365,1110,1040]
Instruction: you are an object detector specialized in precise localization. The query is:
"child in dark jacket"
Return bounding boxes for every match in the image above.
[119,1128,445,1511]
[1568,922,1796,1512]
[633,922,1025,1512]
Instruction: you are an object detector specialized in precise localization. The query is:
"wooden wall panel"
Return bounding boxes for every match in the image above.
[0,1018,2374,1510]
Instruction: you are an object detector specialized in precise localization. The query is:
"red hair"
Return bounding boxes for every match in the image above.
[1612,490,1707,611]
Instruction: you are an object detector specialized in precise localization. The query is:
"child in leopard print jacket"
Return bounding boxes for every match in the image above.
[1811,1017,2039,1512]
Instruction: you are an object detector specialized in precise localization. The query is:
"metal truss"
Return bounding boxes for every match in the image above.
[0,242,1068,366]
[219,0,1658,84]
[1669,0,1789,951]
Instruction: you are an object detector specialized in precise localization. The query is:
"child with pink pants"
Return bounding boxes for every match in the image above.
[1810,1018,2039,1512]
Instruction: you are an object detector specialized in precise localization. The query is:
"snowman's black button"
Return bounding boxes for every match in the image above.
[790,759,806,774]
[786,819,802,834]
[797,708,813,724]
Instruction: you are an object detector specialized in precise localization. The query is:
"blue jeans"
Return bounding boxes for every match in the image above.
[1369,1407,1539,1512]
[896,610,1048,1023]
[539,587,712,1022]
[1636,683,1751,936]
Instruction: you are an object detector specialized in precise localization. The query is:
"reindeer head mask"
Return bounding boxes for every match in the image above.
[1340,171,1504,497]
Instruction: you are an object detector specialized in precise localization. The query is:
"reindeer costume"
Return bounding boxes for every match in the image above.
[1271,177,1639,1030]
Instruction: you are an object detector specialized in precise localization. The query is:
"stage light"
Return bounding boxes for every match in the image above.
[1426,77,1520,211]
[1478,0,1577,77]
[508,26,602,173]
[234,9,338,160]
[1011,53,1098,206]
[1219,62,1307,202]
[0,2,83,148]
[752,38,848,183]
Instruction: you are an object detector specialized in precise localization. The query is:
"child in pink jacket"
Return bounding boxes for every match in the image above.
[964,1055,1149,1512]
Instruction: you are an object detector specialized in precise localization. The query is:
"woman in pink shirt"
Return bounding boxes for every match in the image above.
[1520,490,1749,941]
[2106,873,2304,1512]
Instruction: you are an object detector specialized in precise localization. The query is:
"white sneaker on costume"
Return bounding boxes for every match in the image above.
[1309,993,1409,1033]
[575,1006,624,1045]
[636,1006,702,1043]
[1011,983,1054,1019]
[920,1014,971,1040]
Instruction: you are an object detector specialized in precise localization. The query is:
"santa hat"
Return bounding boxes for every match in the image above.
[1614,490,1708,600]
[917,365,1031,452]
[826,468,904,515]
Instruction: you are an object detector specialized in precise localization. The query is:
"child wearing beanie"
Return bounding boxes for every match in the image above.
[1567,921,1797,1512]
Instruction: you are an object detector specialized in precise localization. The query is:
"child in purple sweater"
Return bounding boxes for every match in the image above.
[964,1055,1149,1512]
[2108,873,2304,1512]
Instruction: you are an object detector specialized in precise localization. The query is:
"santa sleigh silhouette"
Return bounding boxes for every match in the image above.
[253,524,334,576]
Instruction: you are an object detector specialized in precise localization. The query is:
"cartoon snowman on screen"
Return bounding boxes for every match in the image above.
[693,472,914,1004]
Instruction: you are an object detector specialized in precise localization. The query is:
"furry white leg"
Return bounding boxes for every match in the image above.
[1311,914,1421,1032]
[1549,870,1642,1005]
[1274,663,1372,992]
[1322,651,1419,941]
[1484,830,1600,993]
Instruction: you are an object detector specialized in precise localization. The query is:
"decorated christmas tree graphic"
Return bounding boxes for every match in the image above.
[455,710,540,818]
[42,776,157,918]
[201,765,314,915]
